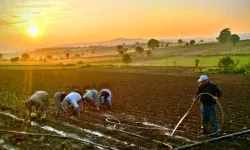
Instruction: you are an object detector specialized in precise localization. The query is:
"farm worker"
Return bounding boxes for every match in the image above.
[54,91,67,116]
[195,75,222,136]
[82,90,99,110]
[61,92,83,118]
[99,89,112,108]
[25,91,49,121]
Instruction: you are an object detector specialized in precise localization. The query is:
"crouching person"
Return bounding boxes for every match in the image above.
[25,91,49,121]
[54,91,67,117]
[82,90,99,110]
[99,89,112,109]
[62,92,83,119]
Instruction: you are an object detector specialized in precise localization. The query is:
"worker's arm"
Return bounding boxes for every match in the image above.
[88,98,95,105]
[108,103,111,108]
[25,101,32,120]
[37,100,44,112]
[67,101,79,117]
[68,107,77,117]
[194,86,201,98]
[215,84,222,98]
[106,97,111,108]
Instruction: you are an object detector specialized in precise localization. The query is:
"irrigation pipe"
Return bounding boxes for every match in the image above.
[0,128,116,150]
[106,118,173,150]
[174,129,250,150]
[0,129,65,137]
[106,118,183,132]
[170,92,225,137]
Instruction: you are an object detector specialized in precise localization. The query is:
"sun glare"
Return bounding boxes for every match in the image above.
[28,25,39,36]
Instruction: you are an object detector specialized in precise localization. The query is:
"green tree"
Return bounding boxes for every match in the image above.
[185,42,189,46]
[200,39,204,42]
[46,55,52,60]
[230,34,240,45]
[147,39,160,49]
[122,54,132,64]
[146,50,152,57]
[66,53,69,58]
[218,56,238,72]
[116,45,123,52]
[195,59,200,68]
[166,43,169,47]
[135,42,140,45]
[75,53,81,58]
[190,40,195,46]
[22,53,30,61]
[135,46,144,54]
[10,57,19,62]
[216,28,231,43]
[124,48,128,53]
[0,53,3,59]
[119,50,124,55]
[178,39,183,44]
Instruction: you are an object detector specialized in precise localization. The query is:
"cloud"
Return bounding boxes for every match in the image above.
[0,20,32,26]
[10,14,19,18]
[0,0,84,28]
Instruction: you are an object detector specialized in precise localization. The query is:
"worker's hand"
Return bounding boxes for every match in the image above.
[35,110,41,114]
[65,112,69,117]
[213,96,218,101]
[108,104,111,108]
[26,116,32,123]
[31,112,38,117]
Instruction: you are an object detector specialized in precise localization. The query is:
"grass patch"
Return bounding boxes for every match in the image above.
[146,55,250,67]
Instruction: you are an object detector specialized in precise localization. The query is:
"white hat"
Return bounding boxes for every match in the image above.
[198,75,208,82]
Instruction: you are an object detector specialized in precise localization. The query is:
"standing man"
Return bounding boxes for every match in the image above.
[99,89,112,109]
[54,91,67,117]
[25,91,49,121]
[62,92,83,119]
[195,75,222,136]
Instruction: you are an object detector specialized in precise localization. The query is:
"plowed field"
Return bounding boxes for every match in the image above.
[0,66,249,150]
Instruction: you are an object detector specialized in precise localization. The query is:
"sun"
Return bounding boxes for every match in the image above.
[28,25,39,36]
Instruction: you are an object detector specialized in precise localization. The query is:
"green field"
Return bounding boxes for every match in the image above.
[1,40,250,69]
[142,55,250,67]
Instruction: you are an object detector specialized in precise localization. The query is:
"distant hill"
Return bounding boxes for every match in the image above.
[0,44,26,53]
[59,38,148,47]
[1,33,250,54]
[58,33,250,47]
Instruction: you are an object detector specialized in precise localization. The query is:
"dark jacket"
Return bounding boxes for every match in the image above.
[195,81,222,106]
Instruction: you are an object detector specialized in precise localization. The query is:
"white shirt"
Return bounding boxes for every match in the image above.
[62,92,81,108]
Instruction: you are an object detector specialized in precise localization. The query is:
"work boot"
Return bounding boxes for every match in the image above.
[211,130,220,137]
[200,128,208,135]
[40,114,46,121]
[31,112,37,117]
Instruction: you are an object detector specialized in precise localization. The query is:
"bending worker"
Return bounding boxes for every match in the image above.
[82,89,99,110]
[54,91,67,117]
[99,89,112,108]
[62,91,83,119]
[195,75,222,136]
[25,91,49,121]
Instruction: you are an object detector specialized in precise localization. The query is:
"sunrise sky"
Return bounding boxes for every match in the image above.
[0,0,250,51]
